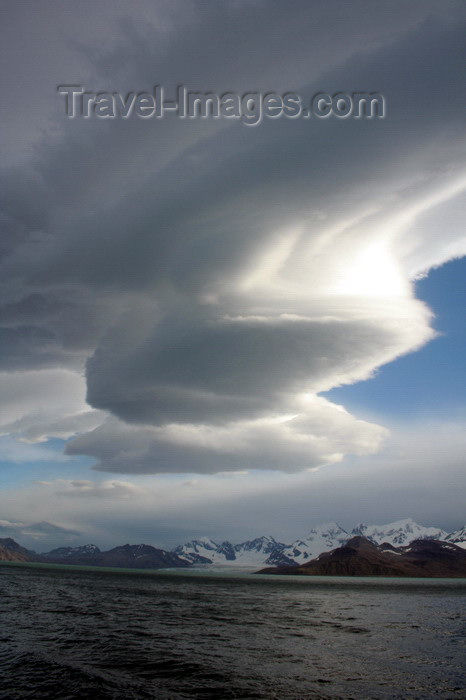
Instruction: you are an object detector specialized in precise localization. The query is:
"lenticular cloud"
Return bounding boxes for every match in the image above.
[1,2,466,474]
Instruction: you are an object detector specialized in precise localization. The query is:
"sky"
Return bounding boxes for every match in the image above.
[0,0,465,552]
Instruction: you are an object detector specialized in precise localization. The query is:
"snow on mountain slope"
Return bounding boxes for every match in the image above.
[233,536,289,566]
[280,523,350,564]
[351,518,448,547]
[172,537,219,564]
[173,519,460,567]
[174,535,290,567]
[43,544,100,558]
[445,525,466,549]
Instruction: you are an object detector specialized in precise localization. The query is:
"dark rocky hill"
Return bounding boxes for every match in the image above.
[83,543,190,569]
[0,544,30,562]
[0,537,32,559]
[258,536,466,578]
[44,544,101,559]
[0,538,189,569]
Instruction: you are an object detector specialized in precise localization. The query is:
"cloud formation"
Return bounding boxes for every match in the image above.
[55,479,142,498]
[0,518,81,544]
[1,1,465,476]
[66,396,388,474]
[1,420,465,549]
[0,369,104,443]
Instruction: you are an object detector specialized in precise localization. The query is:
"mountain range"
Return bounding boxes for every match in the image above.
[0,518,464,570]
[259,536,466,578]
[172,519,464,568]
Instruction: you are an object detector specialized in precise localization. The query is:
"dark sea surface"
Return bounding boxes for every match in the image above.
[0,563,465,700]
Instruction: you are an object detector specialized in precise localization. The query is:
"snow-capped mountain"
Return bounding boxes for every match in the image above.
[173,525,350,567]
[39,542,189,568]
[172,537,218,564]
[233,536,294,566]
[173,519,462,568]
[350,519,448,547]
[8,519,461,570]
[280,523,350,565]
[445,525,466,549]
[174,535,291,567]
[43,544,101,558]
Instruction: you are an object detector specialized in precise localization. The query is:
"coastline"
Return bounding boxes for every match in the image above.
[2,559,466,590]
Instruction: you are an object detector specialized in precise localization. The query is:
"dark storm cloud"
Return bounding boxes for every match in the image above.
[85,310,430,426]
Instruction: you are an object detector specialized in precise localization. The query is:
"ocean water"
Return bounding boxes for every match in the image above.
[0,564,464,699]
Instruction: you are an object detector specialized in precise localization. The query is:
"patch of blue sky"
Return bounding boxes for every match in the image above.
[323,257,466,422]
[0,436,95,488]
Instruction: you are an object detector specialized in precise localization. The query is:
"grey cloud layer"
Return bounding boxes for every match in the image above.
[66,399,388,474]
[1,1,465,474]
